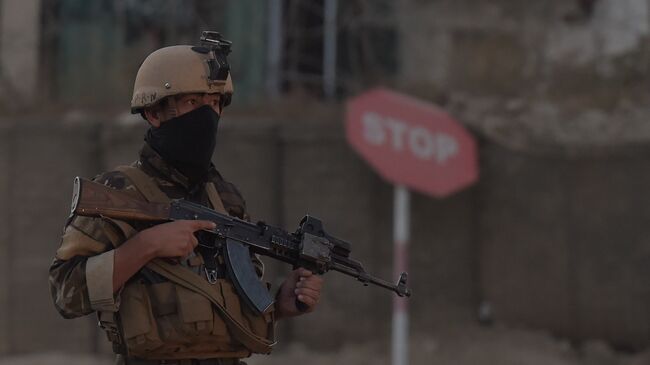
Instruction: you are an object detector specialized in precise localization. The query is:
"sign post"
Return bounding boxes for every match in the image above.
[392,185,410,365]
[346,88,478,365]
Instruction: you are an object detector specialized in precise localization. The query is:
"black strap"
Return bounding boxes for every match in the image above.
[198,244,226,284]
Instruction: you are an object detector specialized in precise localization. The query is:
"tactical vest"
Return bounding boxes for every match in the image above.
[97,165,275,360]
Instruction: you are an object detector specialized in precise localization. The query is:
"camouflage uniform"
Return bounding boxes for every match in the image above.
[49,143,263,363]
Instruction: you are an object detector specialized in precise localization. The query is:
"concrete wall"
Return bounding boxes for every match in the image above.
[0,114,648,355]
[479,143,650,349]
[0,117,102,353]
[398,0,650,100]
[0,123,11,353]
[0,0,41,105]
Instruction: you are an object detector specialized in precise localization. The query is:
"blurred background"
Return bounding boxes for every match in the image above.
[0,0,649,364]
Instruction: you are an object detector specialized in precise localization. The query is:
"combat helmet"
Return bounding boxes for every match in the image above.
[131,31,234,114]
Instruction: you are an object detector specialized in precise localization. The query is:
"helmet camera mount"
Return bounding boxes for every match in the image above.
[197,31,232,83]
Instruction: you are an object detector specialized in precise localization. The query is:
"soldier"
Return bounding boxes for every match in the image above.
[49,32,323,365]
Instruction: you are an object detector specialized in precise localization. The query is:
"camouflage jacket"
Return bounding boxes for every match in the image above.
[49,143,261,318]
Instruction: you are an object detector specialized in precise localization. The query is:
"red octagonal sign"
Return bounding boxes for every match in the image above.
[345,88,478,198]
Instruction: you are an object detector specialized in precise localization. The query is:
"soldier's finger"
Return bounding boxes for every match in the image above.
[189,233,199,247]
[296,294,317,309]
[188,220,217,232]
[297,275,323,289]
[296,268,313,278]
[295,287,320,301]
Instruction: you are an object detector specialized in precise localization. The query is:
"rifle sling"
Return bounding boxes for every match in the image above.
[114,165,228,213]
[112,165,274,354]
[205,181,228,215]
[115,165,170,204]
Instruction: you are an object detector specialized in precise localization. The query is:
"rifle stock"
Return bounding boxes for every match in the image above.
[71,177,170,221]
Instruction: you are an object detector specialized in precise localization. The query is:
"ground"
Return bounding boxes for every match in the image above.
[1,324,648,365]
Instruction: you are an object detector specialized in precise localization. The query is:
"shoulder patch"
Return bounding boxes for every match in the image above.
[92,170,146,199]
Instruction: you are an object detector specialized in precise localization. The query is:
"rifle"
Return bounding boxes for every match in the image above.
[70,177,411,314]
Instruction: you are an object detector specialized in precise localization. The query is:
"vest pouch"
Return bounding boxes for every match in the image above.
[148,282,176,317]
[119,281,163,356]
[176,285,214,336]
[218,279,274,344]
[147,281,185,347]
[241,300,274,341]
[158,282,250,358]
[240,283,274,341]
[211,292,230,339]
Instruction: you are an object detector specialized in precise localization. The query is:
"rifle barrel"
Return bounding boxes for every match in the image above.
[330,262,411,297]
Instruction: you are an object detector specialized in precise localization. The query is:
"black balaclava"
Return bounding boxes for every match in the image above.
[145,105,220,182]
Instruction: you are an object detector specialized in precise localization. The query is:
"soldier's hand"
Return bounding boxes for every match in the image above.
[275,268,323,319]
[136,220,216,258]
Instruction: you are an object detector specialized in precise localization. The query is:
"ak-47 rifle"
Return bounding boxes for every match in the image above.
[70,177,411,314]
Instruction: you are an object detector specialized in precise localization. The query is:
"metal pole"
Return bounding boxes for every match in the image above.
[323,0,338,99]
[266,0,283,98]
[0,0,41,106]
[392,185,410,365]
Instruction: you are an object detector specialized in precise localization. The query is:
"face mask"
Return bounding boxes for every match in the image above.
[145,105,220,182]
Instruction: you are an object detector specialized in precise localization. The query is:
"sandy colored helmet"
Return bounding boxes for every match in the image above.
[131,44,233,114]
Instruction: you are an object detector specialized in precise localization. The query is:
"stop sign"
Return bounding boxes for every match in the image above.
[345,88,478,198]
